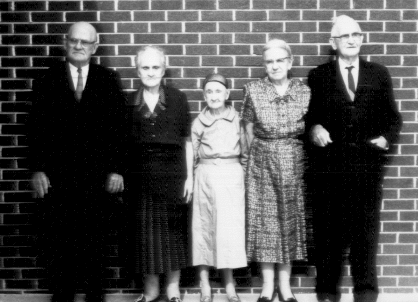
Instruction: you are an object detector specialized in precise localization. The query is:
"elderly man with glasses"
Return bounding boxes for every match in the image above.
[28,22,127,302]
[306,15,402,302]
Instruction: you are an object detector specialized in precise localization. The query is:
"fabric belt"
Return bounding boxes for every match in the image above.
[199,158,240,165]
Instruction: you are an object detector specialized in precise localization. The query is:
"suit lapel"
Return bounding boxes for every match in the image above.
[84,63,95,95]
[64,62,76,92]
[334,60,351,102]
[355,59,369,100]
[335,59,356,102]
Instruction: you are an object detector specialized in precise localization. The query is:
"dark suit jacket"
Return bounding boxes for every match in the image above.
[28,61,127,192]
[306,58,402,171]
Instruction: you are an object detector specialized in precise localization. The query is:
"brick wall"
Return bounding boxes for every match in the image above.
[0,0,417,295]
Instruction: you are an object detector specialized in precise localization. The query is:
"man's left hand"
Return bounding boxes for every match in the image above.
[106,173,124,193]
[370,136,389,150]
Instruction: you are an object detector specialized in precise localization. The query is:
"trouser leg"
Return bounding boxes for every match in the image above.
[350,172,382,302]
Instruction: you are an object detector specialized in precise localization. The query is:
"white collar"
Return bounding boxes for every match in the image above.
[338,56,359,71]
[68,62,89,76]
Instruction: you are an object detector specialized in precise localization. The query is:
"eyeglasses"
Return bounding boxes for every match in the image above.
[331,33,363,42]
[66,38,97,48]
[264,57,291,65]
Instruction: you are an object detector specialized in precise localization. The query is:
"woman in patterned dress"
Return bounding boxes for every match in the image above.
[241,39,310,302]
[126,45,193,302]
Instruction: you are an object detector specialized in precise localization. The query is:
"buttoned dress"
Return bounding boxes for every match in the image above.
[241,78,310,264]
[191,106,247,269]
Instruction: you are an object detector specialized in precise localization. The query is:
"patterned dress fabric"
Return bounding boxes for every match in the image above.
[241,77,310,263]
[127,85,190,275]
[191,106,247,269]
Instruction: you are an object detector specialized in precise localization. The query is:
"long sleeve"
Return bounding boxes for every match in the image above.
[377,66,402,145]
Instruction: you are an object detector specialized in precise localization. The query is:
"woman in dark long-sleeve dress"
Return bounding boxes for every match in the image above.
[126,45,193,302]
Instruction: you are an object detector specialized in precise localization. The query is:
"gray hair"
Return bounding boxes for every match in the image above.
[135,45,166,69]
[262,39,293,58]
[330,15,362,37]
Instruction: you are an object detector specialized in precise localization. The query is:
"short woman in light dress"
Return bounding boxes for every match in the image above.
[241,39,310,302]
[192,73,248,302]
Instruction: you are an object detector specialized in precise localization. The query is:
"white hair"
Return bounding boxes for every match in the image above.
[262,38,293,58]
[135,45,166,69]
[330,15,362,37]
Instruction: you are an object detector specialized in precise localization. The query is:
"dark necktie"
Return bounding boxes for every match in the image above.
[346,66,356,95]
[75,68,83,101]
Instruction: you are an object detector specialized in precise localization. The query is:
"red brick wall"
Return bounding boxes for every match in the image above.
[0,0,417,295]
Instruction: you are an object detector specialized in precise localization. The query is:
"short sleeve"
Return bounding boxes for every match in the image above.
[241,85,255,123]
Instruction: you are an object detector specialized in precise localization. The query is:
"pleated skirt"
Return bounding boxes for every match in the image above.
[128,146,188,275]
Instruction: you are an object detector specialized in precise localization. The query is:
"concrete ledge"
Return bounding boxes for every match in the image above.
[0,293,417,302]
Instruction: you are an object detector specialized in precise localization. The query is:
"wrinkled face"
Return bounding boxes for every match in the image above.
[204,81,229,111]
[330,20,363,60]
[263,47,292,84]
[137,50,165,89]
[65,23,98,67]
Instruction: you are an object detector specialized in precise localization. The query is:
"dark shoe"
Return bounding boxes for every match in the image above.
[169,298,182,302]
[256,297,273,302]
[318,299,333,302]
[135,294,162,302]
[277,288,297,302]
[257,290,276,302]
[85,293,105,302]
[51,292,75,302]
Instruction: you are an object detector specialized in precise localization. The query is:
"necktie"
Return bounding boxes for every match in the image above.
[75,67,83,101]
[346,66,356,94]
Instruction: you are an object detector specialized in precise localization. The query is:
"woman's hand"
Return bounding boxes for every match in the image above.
[183,177,193,203]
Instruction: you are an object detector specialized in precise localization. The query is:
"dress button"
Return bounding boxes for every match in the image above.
[151,134,156,138]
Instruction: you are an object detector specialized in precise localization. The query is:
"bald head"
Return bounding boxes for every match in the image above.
[65,22,98,67]
[329,15,364,62]
[330,15,362,38]
[68,22,98,42]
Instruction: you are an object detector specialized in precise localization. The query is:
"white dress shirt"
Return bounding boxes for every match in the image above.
[338,57,359,100]
[68,63,89,90]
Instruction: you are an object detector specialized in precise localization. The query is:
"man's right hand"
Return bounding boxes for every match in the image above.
[31,172,51,198]
[310,124,333,147]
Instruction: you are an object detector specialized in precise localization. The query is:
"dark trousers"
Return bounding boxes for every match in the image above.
[36,188,110,302]
[310,157,383,302]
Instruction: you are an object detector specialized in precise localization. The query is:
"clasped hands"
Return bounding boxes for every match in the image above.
[31,172,124,198]
[310,124,388,150]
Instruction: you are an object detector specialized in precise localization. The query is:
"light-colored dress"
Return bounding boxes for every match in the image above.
[191,106,247,269]
[241,77,310,264]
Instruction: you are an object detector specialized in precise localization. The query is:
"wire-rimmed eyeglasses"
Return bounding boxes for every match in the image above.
[66,38,97,48]
[331,33,363,42]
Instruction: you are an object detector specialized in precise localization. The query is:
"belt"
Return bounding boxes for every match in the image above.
[199,158,240,165]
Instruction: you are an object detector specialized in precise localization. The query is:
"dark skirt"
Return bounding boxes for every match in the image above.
[127,144,189,275]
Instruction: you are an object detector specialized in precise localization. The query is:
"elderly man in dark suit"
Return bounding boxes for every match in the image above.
[306,15,402,302]
[28,22,127,302]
